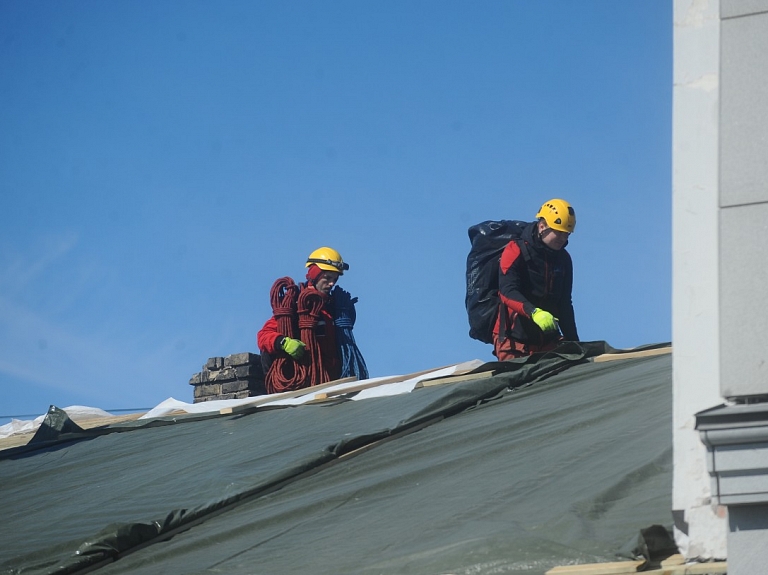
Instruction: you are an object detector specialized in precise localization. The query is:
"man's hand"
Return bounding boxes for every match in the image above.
[280,337,306,359]
[531,308,558,332]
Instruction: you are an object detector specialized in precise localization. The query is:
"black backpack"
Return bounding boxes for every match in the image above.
[465,220,531,344]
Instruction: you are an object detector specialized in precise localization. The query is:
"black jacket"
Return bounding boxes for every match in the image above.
[496,221,578,344]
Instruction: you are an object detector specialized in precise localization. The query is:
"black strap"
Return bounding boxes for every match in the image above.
[517,239,533,262]
[498,300,507,344]
[306,258,349,271]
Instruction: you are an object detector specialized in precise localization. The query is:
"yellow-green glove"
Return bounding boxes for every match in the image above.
[531,308,558,332]
[280,336,306,359]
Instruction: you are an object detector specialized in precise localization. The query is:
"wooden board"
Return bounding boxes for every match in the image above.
[219,375,359,414]
[545,560,728,575]
[660,555,685,567]
[312,362,492,400]
[671,562,728,574]
[312,378,406,400]
[309,365,457,401]
[641,562,727,575]
[546,560,645,574]
[593,346,672,363]
[414,370,496,388]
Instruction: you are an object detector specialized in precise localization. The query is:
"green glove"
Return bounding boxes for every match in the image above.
[280,337,306,359]
[531,308,558,332]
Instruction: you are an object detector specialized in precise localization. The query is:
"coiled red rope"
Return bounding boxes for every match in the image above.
[298,288,333,387]
[264,277,308,394]
[264,277,334,393]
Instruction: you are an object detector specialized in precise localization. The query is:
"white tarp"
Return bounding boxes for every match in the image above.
[141,360,484,418]
[0,360,484,437]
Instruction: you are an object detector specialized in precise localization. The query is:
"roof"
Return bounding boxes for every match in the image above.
[0,341,674,575]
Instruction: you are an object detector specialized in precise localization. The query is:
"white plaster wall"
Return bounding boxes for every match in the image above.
[719,5,768,397]
[672,0,728,560]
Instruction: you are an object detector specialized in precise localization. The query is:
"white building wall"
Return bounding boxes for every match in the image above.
[671,0,727,560]
[674,0,768,563]
[719,1,768,397]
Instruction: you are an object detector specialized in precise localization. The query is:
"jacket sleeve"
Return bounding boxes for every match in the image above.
[257,317,283,354]
[498,241,536,319]
[557,251,579,341]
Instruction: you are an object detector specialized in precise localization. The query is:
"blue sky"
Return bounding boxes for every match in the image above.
[0,1,671,422]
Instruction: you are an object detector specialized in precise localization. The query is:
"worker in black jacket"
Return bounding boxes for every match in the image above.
[494,199,579,360]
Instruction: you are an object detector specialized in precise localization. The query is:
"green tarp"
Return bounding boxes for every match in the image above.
[0,342,673,574]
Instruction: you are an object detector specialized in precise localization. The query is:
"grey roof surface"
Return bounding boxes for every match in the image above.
[0,341,673,575]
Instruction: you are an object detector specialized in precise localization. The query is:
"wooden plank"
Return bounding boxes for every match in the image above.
[640,562,727,575]
[222,361,482,411]
[414,370,496,388]
[676,562,727,574]
[71,412,145,428]
[546,560,644,574]
[546,560,728,575]
[313,380,395,400]
[311,365,458,400]
[660,555,685,567]
[593,346,672,363]
[219,375,358,414]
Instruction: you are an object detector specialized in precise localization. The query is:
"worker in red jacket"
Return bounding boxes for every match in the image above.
[257,247,350,387]
[494,199,579,360]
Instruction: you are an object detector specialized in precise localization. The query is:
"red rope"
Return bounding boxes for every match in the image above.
[264,277,308,394]
[298,288,333,387]
[264,278,334,393]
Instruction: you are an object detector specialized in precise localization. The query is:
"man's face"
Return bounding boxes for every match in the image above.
[538,220,570,250]
[314,271,340,294]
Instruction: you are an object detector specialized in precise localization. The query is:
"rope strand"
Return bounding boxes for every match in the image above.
[298,289,333,386]
[265,277,308,393]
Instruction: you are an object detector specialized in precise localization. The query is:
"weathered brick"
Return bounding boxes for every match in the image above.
[199,383,222,396]
[208,367,236,382]
[191,351,267,402]
[222,379,250,394]
[224,352,259,367]
[234,364,262,379]
[205,357,224,371]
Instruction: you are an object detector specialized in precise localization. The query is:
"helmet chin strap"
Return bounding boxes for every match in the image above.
[539,228,555,251]
[536,220,550,241]
[538,225,568,251]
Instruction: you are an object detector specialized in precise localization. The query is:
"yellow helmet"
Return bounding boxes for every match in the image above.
[305,247,349,275]
[536,199,576,233]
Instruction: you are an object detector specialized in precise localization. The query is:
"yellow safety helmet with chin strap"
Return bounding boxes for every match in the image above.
[306,247,349,275]
[536,199,576,233]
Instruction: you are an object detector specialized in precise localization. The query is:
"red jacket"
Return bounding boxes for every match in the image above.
[257,283,340,379]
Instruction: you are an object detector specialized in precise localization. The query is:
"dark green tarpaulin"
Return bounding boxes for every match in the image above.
[0,342,673,574]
